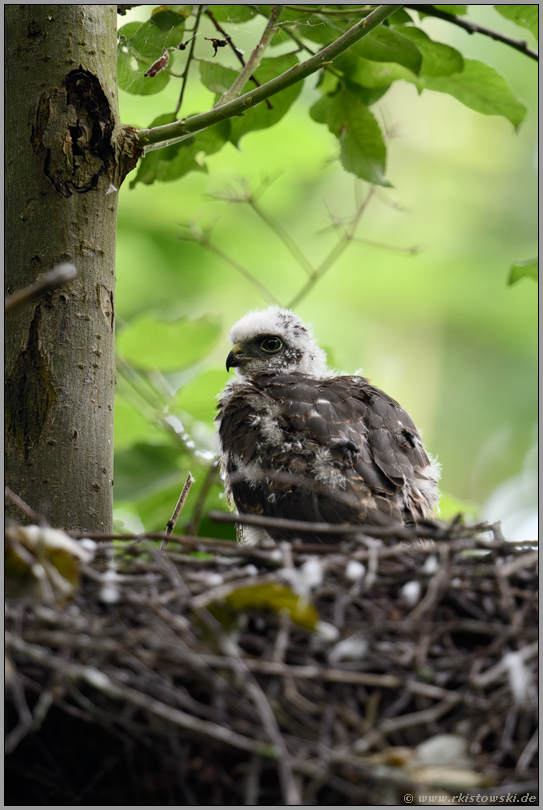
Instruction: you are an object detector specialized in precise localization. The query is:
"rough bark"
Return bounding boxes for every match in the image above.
[5,5,139,531]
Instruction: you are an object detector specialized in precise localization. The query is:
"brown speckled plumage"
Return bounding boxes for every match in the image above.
[216,307,440,543]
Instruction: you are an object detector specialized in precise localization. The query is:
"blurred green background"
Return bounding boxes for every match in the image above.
[114,6,537,541]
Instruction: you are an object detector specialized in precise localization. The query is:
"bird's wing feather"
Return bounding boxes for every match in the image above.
[217,372,438,540]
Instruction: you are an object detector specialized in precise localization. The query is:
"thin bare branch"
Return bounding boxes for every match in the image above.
[184,462,220,537]
[247,196,316,279]
[185,223,279,304]
[5,264,77,313]
[215,5,286,108]
[162,473,195,549]
[288,185,375,308]
[5,486,48,525]
[205,9,274,110]
[351,237,422,255]
[5,633,277,757]
[174,5,202,117]
[406,5,538,61]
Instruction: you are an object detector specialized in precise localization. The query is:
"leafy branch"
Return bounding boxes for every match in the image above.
[135,4,404,151]
[205,8,274,109]
[184,180,418,309]
[215,4,285,107]
[405,5,538,61]
[173,5,202,117]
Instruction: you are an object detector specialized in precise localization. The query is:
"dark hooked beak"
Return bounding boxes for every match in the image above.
[226,342,244,372]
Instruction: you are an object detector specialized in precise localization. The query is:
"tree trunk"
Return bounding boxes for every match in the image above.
[5,5,139,531]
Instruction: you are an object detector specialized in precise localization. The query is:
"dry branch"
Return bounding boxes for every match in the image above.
[5,518,538,805]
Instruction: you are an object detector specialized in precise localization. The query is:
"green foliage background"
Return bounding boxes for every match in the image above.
[114,5,537,540]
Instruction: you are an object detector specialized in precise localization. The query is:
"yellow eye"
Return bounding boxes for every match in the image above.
[261,337,282,353]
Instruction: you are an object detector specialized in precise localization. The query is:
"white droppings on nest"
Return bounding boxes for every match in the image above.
[79,538,97,558]
[503,651,536,705]
[328,632,368,665]
[99,570,121,604]
[315,621,340,641]
[22,525,95,563]
[205,573,224,587]
[422,554,439,574]
[281,558,323,598]
[345,559,366,582]
[401,579,421,607]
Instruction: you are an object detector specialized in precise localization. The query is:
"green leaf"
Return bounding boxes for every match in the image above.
[175,369,231,424]
[229,54,303,146]
[494,5,538,40]
[396,26,464,76]
[309,94,332,125]
[270,27,292,46]
[130,113,228,187]
[114,443,184,501]
[508,258,538,286]
[211,5,258,22]
[422,59,527,130]
[118,48,171,95]
[334,54,417,89]
[297,19,350,46]
[434,5,468,15]
[317,88,390,185]
[199,60,238,95]
[117,20,180,96]
[150,6,188,31]
[223,583,319,631]
[388,9,414,24]
[353,26,423,74]
[331,53,392,102]
[117,314,221,371]
[130,18,185,57]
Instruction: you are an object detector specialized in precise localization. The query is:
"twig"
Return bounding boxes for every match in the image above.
[174,5,202,116]
[516,727,539,774]
[378,697,458,733]
[185,223,279,304]
[137,5,406,149]
[5,264,77,313]
[184,461,220,537]
[405,5,538,61]
[208,508,432,540]
[499,550,539,578]
[198,656,403,688]
[162,473,195,549]
[5,486,48,525]
[285,4,374,14]
[246,195,316,278]
[191,606,302,805]
[351,237,422,255]
[244,754,263,805]
[471,641,539,688]
[5,666,34,754]
[215,5,285,108]
[5,633,277,758]
[205,9,274,110]
[288,184,375,308]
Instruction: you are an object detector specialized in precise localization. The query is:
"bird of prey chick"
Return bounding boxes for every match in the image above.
[216,306,440,544]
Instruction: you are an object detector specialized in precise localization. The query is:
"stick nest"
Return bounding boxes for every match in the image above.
[5,519,538,805]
